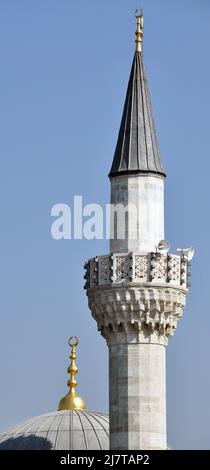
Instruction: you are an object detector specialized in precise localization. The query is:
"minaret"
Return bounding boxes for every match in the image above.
[85,12,193,450]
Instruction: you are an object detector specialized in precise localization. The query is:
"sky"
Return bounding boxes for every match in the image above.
[0,0,209,450]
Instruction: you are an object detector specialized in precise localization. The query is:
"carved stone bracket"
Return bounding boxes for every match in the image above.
[87,285,187,346]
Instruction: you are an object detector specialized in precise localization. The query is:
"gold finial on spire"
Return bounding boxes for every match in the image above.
[135,9,144,52]
[58,336,86,411]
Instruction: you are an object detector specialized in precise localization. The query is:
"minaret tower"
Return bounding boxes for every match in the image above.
[85,12,193,450]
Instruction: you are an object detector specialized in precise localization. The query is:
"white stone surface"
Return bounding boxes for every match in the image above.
[110,174,164,254]
[109,341,166,450]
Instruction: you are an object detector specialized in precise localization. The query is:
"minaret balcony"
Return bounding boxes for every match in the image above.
[84,252,189,290]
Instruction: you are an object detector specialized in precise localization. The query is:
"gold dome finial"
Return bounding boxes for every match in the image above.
[135,9,144,52]
[58,336,86,411]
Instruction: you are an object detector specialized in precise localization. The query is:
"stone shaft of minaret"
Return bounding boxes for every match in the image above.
[109,173,164,254]
[85,12,190,451]
[108,331,166,450]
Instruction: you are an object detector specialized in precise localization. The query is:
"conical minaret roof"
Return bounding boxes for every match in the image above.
[109,13,165,178]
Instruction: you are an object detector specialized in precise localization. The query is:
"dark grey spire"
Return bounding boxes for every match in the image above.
[109,51,166,178]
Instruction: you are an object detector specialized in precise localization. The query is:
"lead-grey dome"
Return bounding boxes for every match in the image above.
[0,410,109,450]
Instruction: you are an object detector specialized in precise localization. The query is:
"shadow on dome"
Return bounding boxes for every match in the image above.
[0,435,53,450]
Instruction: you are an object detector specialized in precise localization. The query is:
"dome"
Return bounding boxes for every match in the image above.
[0,410,109,450]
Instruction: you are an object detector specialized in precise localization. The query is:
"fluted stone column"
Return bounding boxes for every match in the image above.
[108,334,166,450]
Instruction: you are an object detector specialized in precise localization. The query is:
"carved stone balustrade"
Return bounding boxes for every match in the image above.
[84,252,190,290]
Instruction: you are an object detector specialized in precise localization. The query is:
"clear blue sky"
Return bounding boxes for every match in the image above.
[0,0,209,450]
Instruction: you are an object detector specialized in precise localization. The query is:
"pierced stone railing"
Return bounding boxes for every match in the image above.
[84,252,190,290]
